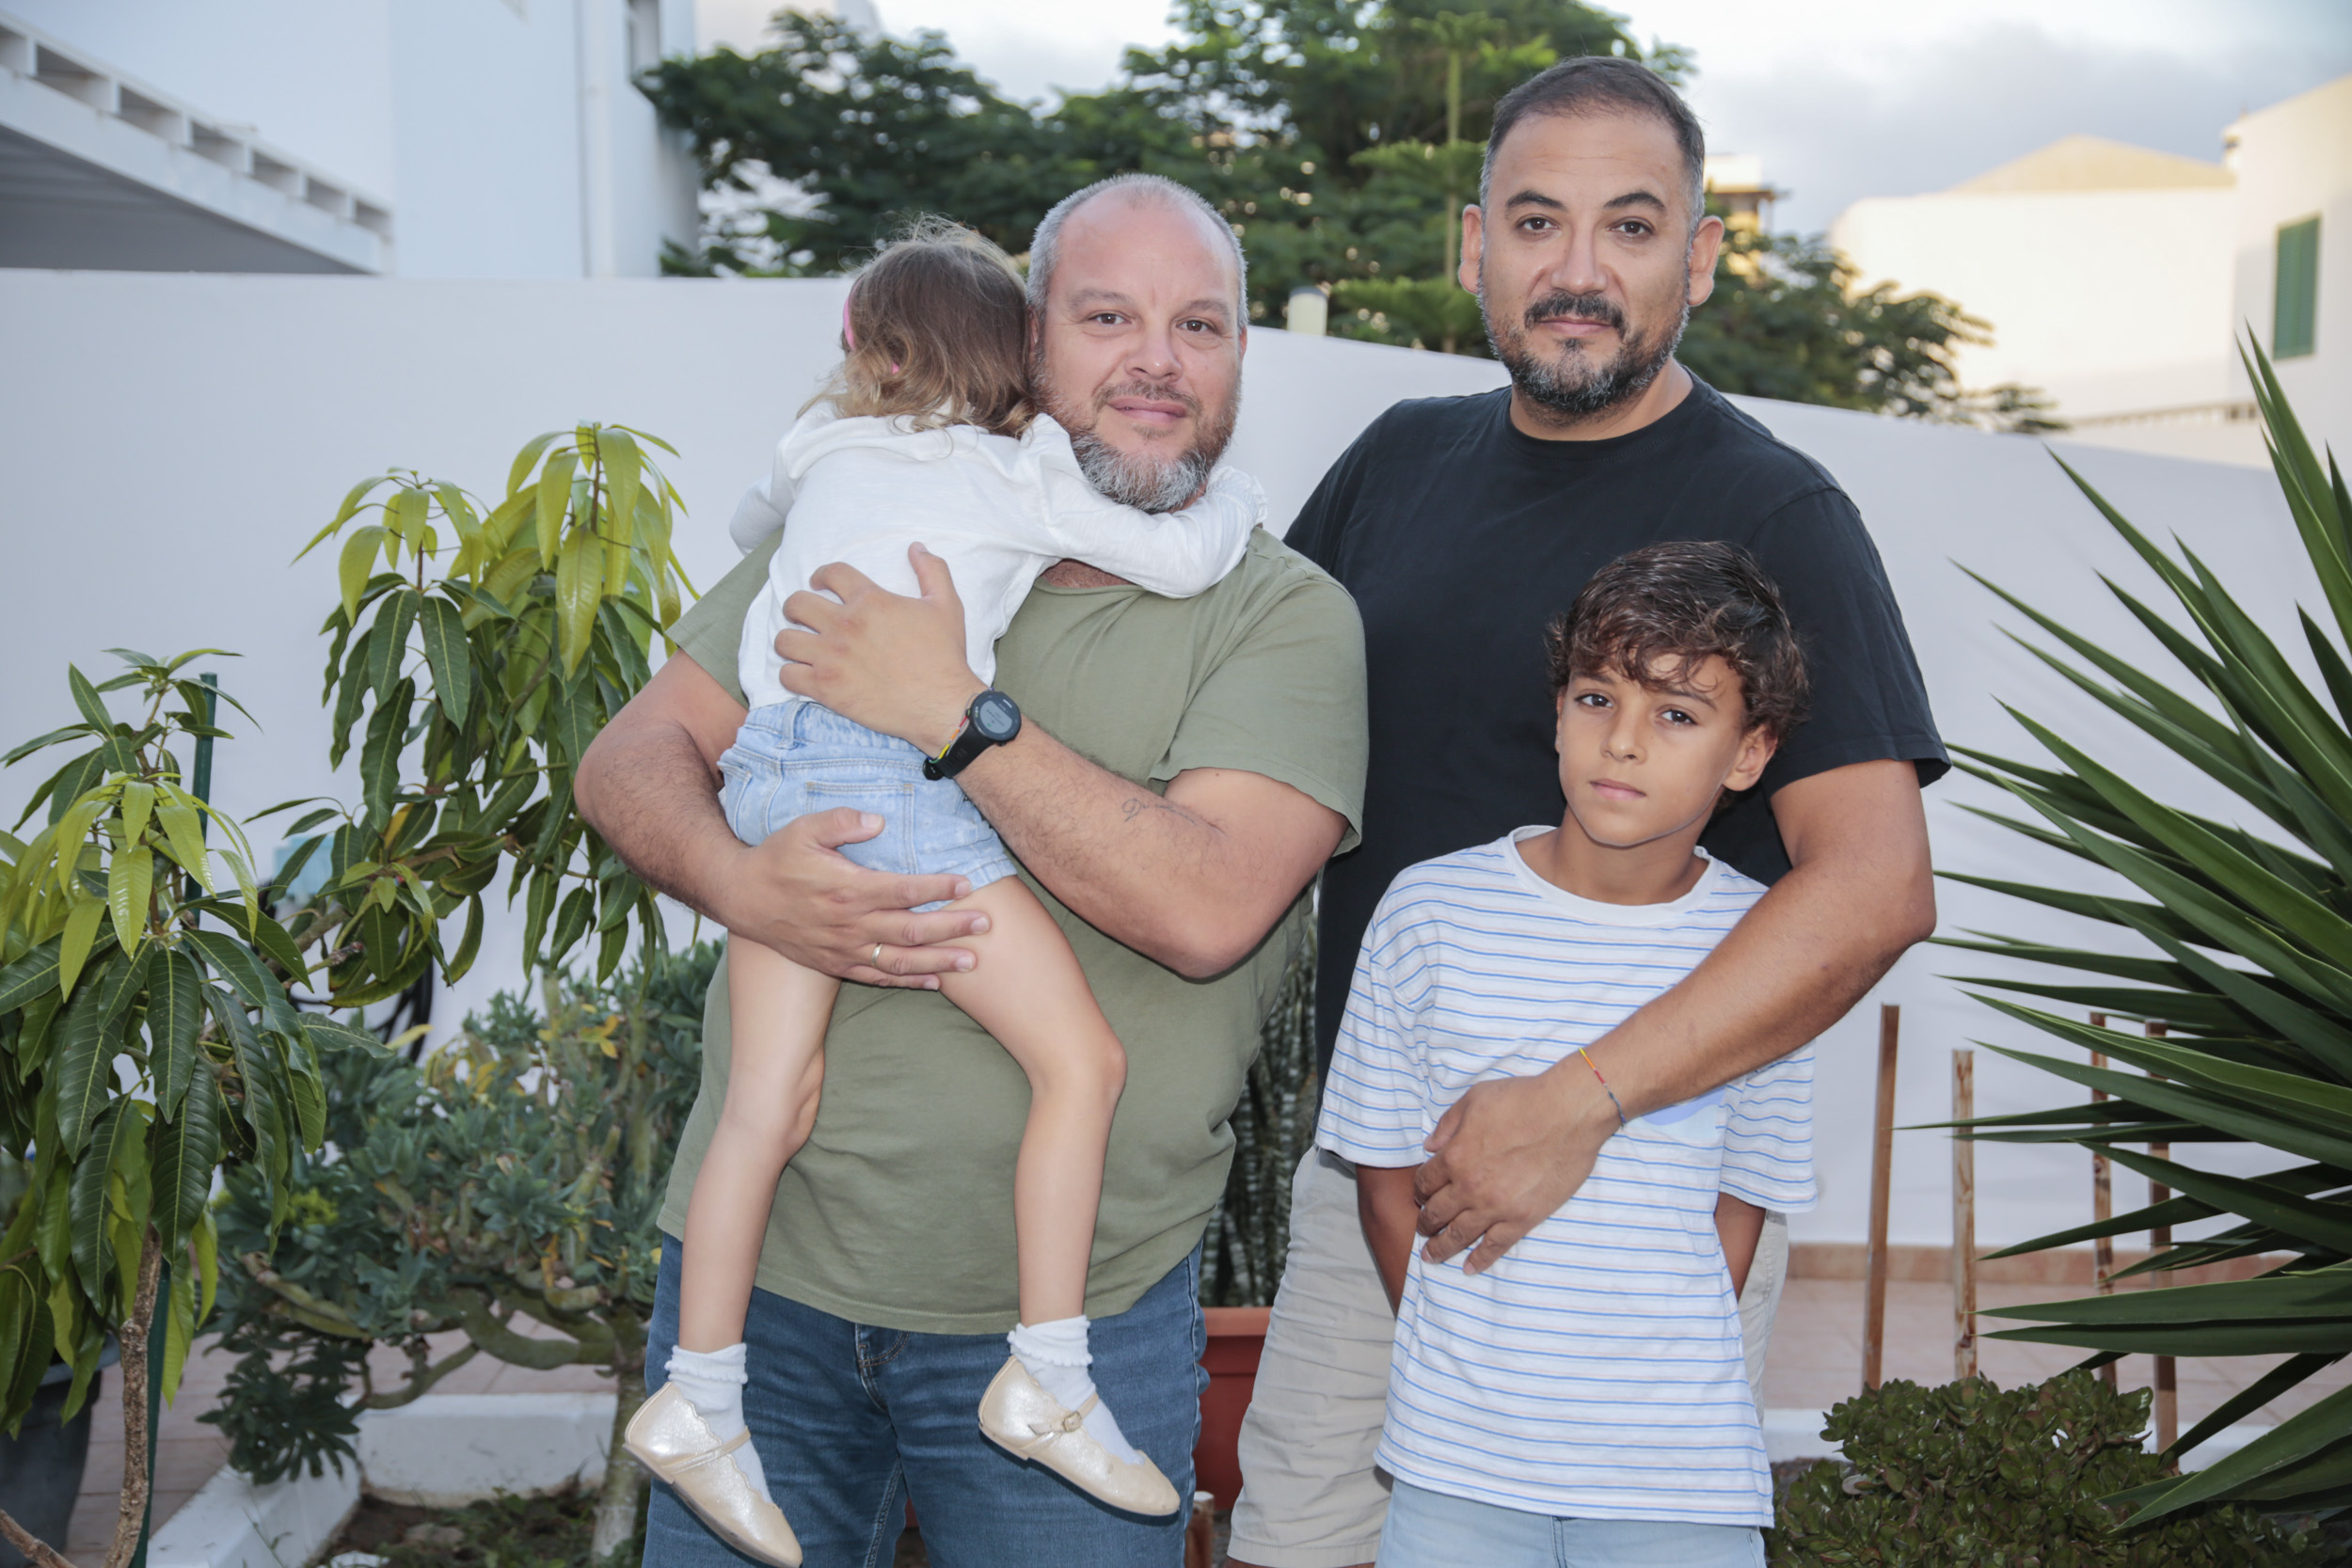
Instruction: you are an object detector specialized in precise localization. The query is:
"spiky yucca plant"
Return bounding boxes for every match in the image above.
[1947,342,2352,1526]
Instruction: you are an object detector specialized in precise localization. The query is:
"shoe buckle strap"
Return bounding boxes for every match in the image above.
[1017,1393,1099,1456]
[664,1426,752,1475]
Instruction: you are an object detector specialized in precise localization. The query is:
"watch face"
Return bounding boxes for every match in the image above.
[973,691,1021,742]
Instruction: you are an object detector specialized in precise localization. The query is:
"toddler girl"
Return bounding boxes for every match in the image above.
[624,219,1262,1564]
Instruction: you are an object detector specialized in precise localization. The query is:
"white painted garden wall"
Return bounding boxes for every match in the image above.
[0,269,2321,1256]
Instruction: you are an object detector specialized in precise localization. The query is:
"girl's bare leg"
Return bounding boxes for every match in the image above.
[924,876,1172,1505]
[644,936,835,1526]
[680,938,838,1352]
[936,877,1127,1327]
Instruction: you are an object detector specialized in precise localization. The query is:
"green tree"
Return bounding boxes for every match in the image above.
[640,14,1075,276]
[642,5,2056,424]
[283,423,693,1002]
[187,424,696,1566]
[0,423,691,1568]
[1116,0,1653,181]
[641,0,1647,319]
[0,655,380,1568]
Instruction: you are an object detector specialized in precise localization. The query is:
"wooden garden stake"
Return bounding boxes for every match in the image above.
[2148,1021,2176,1450]
[1952,1048,1978,1380]
[1863,1004,1899,1390]
[2088,1012,2117,1389]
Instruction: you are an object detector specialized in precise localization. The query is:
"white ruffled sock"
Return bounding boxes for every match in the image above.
[665,1342,772,1499]
[1008,1315,1145,1465]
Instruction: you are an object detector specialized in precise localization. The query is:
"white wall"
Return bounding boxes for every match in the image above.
[1753,401,2312,1252]
[1831,186,2241,425]
[2230,73,2352,456]
[0,270,2326,1258]
[385,0,594,279]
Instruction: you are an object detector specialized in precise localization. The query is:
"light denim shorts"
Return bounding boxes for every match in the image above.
[718,702,1020,912]
[1379,1480,1764,1567]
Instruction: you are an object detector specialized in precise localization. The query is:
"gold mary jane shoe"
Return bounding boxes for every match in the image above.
[977,1356,1182,1516]
[624,1384,803,1567]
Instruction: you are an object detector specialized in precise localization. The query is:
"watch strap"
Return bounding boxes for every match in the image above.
[923,690,1016,780]
[923,715,977,780]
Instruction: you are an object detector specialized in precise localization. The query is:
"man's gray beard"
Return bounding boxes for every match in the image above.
[1037,362,1239,515]
[1483,275,1691,424]
[1064,424,1216,514]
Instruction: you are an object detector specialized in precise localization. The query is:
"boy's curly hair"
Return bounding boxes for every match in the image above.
[808,215,1033,437]
[1546,541,1810,741]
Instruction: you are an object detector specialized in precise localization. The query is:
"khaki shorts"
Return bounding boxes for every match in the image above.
[1227,1150,1790,1568]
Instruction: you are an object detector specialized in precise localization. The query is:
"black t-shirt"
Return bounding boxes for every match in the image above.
[1291,378,1948,1069]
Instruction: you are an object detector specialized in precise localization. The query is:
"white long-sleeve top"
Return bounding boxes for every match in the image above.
[735,407,1264,710]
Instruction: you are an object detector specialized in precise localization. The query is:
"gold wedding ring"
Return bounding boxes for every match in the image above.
[872,943,884,970]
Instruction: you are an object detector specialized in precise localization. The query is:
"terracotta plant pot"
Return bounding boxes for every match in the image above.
[1194,1306,1271,1511]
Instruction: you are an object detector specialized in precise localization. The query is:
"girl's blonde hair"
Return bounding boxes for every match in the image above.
[808,217,1033,437]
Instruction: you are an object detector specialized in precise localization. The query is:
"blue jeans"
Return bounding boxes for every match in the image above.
[720,702,1020,912]
[1378,1481,1764,1568]
[641,1238,1207,1567]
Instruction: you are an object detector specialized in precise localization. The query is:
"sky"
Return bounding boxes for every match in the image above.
[699,0,2352,234]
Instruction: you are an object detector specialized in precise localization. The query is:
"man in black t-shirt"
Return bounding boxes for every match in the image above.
[1297,370,1943,1067]
[1227,58,1946,1568]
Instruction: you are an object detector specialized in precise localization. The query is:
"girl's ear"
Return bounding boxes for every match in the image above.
[1725,723,1778,794]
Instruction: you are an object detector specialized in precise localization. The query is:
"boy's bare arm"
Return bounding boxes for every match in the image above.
[1715,1194,1766,1297]
[1357,1164,1422,1314]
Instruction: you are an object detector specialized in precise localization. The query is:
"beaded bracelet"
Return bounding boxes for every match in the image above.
[1578,1046,1628,1130]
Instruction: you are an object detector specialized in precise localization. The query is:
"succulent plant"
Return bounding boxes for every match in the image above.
[202,941,717,1563]
[1771,1371,2320,1565]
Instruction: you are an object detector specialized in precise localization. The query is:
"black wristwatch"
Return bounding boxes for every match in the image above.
[923,688,1023,780]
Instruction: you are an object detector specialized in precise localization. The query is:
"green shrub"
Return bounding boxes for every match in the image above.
[0,655,363,1565]
[1770,1372,2320,1566]
[204,940,718,1562]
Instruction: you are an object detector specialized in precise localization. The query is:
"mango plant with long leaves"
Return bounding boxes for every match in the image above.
[1944,343,2352,1527]
[0,654,380,1568]
[278,423,693,1005]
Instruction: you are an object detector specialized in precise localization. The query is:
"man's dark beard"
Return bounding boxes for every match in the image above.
[1482,280,1689,424]
[1038,373,1238,514]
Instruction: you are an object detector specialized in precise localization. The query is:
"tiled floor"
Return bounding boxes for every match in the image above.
[61,1276,2351,1560]
[1760,1275,2352,1431]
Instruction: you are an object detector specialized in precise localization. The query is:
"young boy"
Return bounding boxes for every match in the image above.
[1316,541,1818,1567]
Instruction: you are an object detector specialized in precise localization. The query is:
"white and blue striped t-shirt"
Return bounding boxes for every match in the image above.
[1316,828,1817,1528]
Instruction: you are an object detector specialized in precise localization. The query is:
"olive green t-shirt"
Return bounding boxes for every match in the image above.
[656,529,1368,1333]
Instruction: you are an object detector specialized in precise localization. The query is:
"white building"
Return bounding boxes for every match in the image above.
[2230,73,2351,465]
[1832,75,2351,466]
[0,0,701,277]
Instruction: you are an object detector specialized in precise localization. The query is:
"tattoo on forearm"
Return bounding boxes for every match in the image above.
[1120,794,1190,824]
